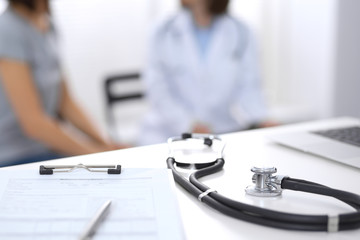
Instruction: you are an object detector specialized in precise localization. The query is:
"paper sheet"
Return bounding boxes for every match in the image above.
[0,168,184,240]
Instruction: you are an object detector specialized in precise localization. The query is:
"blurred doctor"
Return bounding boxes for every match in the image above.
[139,0,274,145]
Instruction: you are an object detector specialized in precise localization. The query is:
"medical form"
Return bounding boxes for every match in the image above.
[0,168,184,240]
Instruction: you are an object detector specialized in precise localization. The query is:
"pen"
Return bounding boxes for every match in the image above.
[78,200,112,240]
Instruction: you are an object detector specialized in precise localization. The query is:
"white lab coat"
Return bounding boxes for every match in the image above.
[139,10,267,145]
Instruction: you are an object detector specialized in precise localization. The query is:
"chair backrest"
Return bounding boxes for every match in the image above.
[104,73,143,105]
[104,73,147,144]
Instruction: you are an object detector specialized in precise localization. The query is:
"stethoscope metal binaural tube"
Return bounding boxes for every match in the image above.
[167,133,225,169]
[166,133,360,232]
[167,133,225,158]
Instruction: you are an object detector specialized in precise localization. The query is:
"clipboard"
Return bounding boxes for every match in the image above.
[39,163,121,175]
[0,167,185,240]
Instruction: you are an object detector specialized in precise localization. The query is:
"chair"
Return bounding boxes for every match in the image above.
[104,73,148,144]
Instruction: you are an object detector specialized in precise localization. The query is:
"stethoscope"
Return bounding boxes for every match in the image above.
[168,13,248,61]
[166,133,360,232]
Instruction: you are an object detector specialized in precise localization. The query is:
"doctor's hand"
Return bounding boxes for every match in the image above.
[192,123,212,134]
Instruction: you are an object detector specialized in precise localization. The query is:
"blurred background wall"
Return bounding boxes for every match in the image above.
[0,0,358,135]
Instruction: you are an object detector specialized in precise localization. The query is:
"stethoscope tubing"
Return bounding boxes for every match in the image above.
[167,157,360,231]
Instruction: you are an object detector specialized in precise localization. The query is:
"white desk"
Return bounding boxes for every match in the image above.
[4,117,360,239]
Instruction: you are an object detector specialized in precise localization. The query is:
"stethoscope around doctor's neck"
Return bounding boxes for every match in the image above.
[169,16,247,60]
[166,133,360,232]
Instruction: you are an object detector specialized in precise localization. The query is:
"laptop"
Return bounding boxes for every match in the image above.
[270,125,360,169]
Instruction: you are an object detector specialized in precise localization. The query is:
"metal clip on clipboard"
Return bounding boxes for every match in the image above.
[39,164,121,175]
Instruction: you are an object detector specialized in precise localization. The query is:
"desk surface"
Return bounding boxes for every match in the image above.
[5,117,360,239]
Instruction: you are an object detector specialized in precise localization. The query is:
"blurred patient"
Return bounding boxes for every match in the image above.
[139,0,275,145]
[0,0,128,167]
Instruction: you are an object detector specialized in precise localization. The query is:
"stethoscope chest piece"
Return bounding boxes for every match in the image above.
[245,167,284,197]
